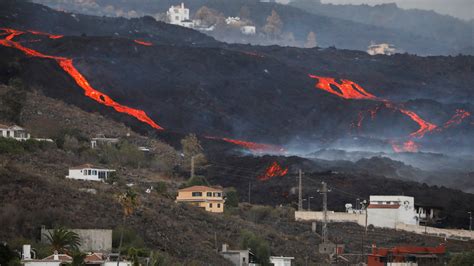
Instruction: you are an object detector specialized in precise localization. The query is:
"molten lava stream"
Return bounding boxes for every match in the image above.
[442,109,471,129]
[134,40,153,46]
[0,28,163,130]
[258,161,288,181]
[205,136,284,153]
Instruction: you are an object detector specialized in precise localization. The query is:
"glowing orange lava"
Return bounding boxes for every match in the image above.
[134,40,153,46]
[258,161,288,181]
[309,75,377,100]
[309,74,440,152]
[391,140,420,153]
[0,28,163,130]
[205,136,284,153]
[442,109,471,129]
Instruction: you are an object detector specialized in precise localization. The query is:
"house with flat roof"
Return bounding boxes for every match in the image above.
[176,185,225,213]
[367,195,418,228]
[270,256,294,266]
[0,124,30,141]
[66,164,115,182]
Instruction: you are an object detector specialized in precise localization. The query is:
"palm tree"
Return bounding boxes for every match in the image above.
[44,227,81,254]
[70,250,86,266]
[116,188,139,266]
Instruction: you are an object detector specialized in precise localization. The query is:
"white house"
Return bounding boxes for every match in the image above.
[270,256,294,266]
[220,244,252,266]
[91,135,119,149]
[225,16,241,25]
[367,195,418,229]
[167,3,194,28]
[0,124,30,140]
[240,25,256,35]
[66,164,115,182]
[367,43,397,56]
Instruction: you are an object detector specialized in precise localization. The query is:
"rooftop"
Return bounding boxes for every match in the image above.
[178,185,223,192]
[69,164,114,170]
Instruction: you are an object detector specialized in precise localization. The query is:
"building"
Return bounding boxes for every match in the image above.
[367,243,446,266]
[367,43,397,56]
[240,26,256,35]
[176,185,225,213]
[220,244,254,266]
[225,16,241,25]
[367,195,418,229]
[41,228,113,252]
[66,164,115,182]
[167,3,194,28]
[0,124,30,141]
[270,256,294,266]
[90,135,119,149]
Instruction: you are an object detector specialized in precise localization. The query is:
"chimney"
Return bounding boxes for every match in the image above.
[181,3,184,9]
[53,250,59,261]
[222,243,228,252]
[22,245,31,260]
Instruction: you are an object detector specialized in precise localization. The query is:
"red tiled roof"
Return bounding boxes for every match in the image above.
[85,253,104,263]
[368,204,401,209]
[178,185,223,192]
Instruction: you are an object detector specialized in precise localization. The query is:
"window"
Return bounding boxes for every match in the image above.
[214,192,222,197]
[83,170,87,176]
[88,170,92,175]
[207,192,212,197]
[217,203,221,208]
[209,203,213,208]
[192,192,202,197]
[92,170,97,175]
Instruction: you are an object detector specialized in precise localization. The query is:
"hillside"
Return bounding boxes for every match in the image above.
[33,0,473,55]
[1,84,473,265]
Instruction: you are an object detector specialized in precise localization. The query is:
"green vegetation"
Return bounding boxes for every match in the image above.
[0,243,19,266]
[180,134,207,171]
[225,187,239,208]
[449,252,474,266]
[149,251,173,266]
[0,78,26,124]
[184,175,209,187]
[240,229,271,266]
[44,227,81,254]
[117,188,140,262]
[70,250,86,266]
[0,138,53,154]
[112,227,146,254]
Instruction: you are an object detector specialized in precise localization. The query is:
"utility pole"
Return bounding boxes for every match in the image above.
[469,211,472,231]
[248,181,251,204]
[298,169,303,211]
[190,156,195,179]
[319,182,329,243]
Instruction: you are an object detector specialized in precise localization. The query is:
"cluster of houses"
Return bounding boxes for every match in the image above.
[166,3,256,35]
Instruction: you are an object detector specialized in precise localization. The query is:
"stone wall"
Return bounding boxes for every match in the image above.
[41,229,112,252]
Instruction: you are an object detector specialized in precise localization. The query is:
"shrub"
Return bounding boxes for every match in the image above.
[225,187,239,208]
[154,181,167,195]
[239,230,270,265]
[0,137,24,154]
[449,252,474,266]
[184,175,209,187]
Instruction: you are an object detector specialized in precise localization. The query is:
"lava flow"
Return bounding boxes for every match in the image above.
[205,136,284,153]
[258,161,288,181]
[309,74,441,152]
[0,28,163,130]
[134,40,153,46]
[442,109,471,129]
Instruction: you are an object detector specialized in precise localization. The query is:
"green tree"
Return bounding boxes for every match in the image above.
[185,175,209,187]
[240,230,270,265]
[117,189,140,265]
[149,251,172,266]
[70,250,86,266]
[180,134,207,172]
[225,188,239,208]
[449,252,474,266]
[0,243,18,266]
[44,228,81,254]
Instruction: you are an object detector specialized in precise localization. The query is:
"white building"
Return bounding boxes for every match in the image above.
[0,124,30,140]
[225,16,241,25]
[220,244,252,266]
[367,195,418,229]
[167,3,194,28]
[270,256,294,266]
[90,135,119,149]
[240,26,256,35]
[66,164,115,182]
[367,43,397,56]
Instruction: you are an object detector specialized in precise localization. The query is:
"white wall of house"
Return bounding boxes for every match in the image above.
[23,262,61,266]
[0,126,31,141]
[241,26,256,35]
[167,3,191,27]
[66,168,115,181]
[367,196,418,229]
[295,211,366,226]
[103,262,132,266]
[270,256,294,266]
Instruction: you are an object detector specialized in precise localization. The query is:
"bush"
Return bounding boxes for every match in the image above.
[225,187,239,208]
[154,181,167,195]
[0,137,24,154]
[112,227,146,253]
[184,175,209,187]
[239,230,270,266]
[449,252,474,266]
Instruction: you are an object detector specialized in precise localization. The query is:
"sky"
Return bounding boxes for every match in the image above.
[320,0,474,20]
